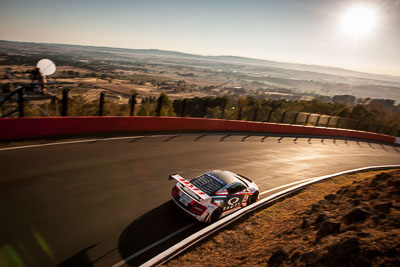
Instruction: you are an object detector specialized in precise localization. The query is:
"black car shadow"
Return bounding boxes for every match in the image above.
[59,244,98,267]
[117,201,203,266]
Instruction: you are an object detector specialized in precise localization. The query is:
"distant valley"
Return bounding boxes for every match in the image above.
[1,39,400,103]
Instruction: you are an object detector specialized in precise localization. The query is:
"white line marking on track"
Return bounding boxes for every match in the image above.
[0,135,150,151]
[1,132,387,152]
[0,133,258,151]
[111,223,196,267]
[260,177,317,195]
[0,139,102,151]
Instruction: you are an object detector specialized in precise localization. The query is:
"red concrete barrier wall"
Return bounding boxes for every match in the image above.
[0,116,396,144]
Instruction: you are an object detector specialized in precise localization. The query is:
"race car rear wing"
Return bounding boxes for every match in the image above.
[169,173,209,201]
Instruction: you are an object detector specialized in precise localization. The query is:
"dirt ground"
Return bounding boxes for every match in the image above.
[164,169,400,267]
[0,64,221,100]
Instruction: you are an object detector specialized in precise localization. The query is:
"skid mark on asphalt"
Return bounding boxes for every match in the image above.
[164,135,180,142]
[129,136,148,143]
[220,134,231,141]
[241,135,250,142]
[193,135,208,141]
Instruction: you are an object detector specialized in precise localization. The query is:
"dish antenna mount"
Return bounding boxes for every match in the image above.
[36,59,56,76]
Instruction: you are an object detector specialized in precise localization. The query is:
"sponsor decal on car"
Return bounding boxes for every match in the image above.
[223,197,242,211]
[222,205,242,213]
[227,197,240,205]
[179,192,192,206]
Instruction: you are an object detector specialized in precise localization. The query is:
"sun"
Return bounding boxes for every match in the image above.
[340,5,378,38]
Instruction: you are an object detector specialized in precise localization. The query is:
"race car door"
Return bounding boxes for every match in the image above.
[224,182,247,212]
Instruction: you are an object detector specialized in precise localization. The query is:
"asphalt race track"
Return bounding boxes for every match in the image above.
[0,134,399,266]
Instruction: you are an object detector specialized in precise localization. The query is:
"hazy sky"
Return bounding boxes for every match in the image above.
[1,0,399,76]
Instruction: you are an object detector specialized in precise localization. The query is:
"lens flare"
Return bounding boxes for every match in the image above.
[340,5,378,37]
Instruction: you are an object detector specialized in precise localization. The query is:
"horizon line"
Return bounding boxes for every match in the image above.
[1,38,399,79]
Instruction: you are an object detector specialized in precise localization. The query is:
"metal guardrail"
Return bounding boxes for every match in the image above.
[140,165,400,267]
[0,86,24,118]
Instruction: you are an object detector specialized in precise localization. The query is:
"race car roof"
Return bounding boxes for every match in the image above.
[208,170,240,185]
[190,171,246,195]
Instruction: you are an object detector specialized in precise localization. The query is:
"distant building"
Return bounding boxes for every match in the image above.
[332,95,356,105]
[370,99,395,107]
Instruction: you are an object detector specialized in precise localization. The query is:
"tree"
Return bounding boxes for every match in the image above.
[350,105,372,120]
[157,92,176,117]
[236,97,248,120]
[336,107,351,118]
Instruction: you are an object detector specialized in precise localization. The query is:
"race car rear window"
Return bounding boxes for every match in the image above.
[191,173,224,195]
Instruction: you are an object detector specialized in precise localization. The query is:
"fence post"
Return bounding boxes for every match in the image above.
[325,116,331,127]
[202,98,210,118]
[130,93,137,116]
[387,126,394,136]
[17,88,24,117]
[237,106,243,120]
[292,112,299,124]
[220,102,226,119]
[280,111,286,123]
[315,115,321,127]
[61,88,69,116]
[267,109,273,122]
[304,113,311,125]
[253,107,259,121]
[376,124,381,133]
[181,99,187,117]
[156,94,164,116]
[99,91,105,116]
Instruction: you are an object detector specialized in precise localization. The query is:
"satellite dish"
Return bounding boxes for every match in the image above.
[36,59,56,76]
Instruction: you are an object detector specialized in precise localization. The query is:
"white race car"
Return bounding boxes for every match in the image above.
[170,170,259,223]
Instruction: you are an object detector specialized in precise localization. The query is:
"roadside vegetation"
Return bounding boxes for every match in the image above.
[3,92,399,136]
[1,41,400,136]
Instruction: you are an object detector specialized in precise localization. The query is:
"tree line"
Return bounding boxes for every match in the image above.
[3,92,399,136]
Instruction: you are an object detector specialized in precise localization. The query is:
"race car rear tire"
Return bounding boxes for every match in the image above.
[209,208,222,223]
[248,191,259,205]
